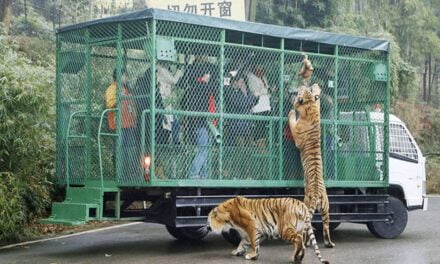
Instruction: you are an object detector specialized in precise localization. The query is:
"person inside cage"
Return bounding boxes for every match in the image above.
[180,63,218,179]
[105,69,138,176]
[246,64,272,148]
[132,67,167,179]
[312,66,336,180]
[224,73,257,146]
[157,61,184,145]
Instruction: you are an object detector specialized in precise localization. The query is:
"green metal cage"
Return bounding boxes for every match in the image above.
[55,9,390,189]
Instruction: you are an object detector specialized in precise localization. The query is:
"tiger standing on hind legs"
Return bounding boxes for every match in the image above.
[288,54,335,248]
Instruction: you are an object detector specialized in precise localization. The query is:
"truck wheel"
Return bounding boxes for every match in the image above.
[166,226,209,241]
[312,222,341,231]
[367,197,408,239]
[222,229,241,246]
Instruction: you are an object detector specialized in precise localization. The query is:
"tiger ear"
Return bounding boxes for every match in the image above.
[298,85,308,92]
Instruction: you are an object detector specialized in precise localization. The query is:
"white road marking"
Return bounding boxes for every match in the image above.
[0,222,143,250]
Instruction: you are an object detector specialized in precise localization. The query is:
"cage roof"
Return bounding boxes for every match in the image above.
[58,8,389,52]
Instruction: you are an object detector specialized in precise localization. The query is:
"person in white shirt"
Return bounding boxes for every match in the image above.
[156,61,184,144]
[246,65,271,145]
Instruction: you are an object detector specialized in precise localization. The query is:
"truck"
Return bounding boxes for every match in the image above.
[41,8,427,243]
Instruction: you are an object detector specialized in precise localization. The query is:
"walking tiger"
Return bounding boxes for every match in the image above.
[207,196,329,264]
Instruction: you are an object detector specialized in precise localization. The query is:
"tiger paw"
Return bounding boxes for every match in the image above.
[325,241,335,248]
[245,252,259,260]
[231,249,245,256]
[292,257,303,264]
[292,250,305,263]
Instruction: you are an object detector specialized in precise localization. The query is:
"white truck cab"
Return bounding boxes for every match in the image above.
[370,112,428,211]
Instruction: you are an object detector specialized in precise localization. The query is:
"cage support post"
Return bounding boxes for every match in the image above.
[383,48,391,183]
[278,38,285,180]
[150,19,157,182]
[333,45,339,181]
[115,23,124,185]
[85,28,92,186]
[55,34,63,186]
[219,29,225,180]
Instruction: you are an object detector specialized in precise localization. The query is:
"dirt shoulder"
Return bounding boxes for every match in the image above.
[0,221,120,248]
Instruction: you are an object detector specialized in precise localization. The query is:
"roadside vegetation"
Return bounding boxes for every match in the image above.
[0,34,55,241]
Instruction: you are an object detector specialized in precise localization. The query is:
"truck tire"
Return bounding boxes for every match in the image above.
[166,225,186,240]
[166,226,209,241]
[367,197,408,239]
[222,229,241,246]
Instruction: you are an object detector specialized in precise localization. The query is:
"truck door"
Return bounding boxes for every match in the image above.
[388,123,425,208]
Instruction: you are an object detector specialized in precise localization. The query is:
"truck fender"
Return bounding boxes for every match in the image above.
[387,184,407,208]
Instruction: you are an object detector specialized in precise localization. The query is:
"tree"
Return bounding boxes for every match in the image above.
[0,0,12,34]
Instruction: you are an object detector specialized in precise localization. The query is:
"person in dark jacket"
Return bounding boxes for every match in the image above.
[180,63,217,179]
[224,75,257,146]
[133,68,167,179]
[133,68,167,145]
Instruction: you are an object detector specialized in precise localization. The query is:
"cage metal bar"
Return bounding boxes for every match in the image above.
[278,38,285,181]
[218,29,225,179]
[141,109,148,176]
[55,34,62,184]
[268,120,274,179]
[65,111,87,188]
[98,108,119,190]
[283,48,379,64]
[162,36,221,46]
[115,23,123,185]
[333,45,339,181]
[125,179,387,188]
[383,48,391,183]
[148,109,280,121]
[85,28,92,185]
[226,42,282,53]
[150,19,157,182]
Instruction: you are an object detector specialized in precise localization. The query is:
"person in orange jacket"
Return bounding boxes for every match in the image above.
[105,70,138,175]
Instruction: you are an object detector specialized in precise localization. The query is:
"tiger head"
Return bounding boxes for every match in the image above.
[207,198,238,234]
[293,84,321,116]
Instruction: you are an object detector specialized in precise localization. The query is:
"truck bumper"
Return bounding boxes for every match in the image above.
[423,197,428,211]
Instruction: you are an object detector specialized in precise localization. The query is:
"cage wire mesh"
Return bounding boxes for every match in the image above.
[55,15,389,187]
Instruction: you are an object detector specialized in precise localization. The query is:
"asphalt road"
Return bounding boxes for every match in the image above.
[1,196,440,264]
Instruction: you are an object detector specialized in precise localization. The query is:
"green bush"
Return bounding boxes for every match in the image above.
[0,173,27,241]
[426,157,440,194]
[0,35,55,242]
